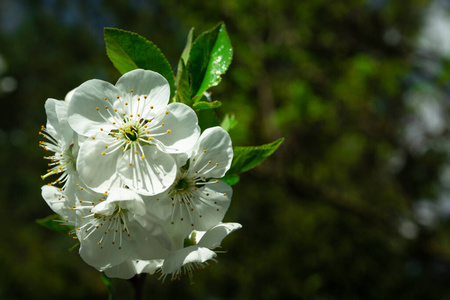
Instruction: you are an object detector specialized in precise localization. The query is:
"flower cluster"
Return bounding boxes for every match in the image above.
[40,69,241,280]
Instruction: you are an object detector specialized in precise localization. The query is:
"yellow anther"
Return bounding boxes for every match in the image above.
[130,89,134,93]
[100,128,103,131]
[166,129,171,133]
[105,145,108,148]
[104,97,107,100]
[150,106,153,109]
[141,155,145,159]
[148,137,153,141]
[165,110,169,114]
[144,96,147,99]
[116,96,120,99]
[208,160,211,163]
[161,122,165,126]
[105,106,108,109]
[125,102,128,105]
[135,151,138,154]
[92,137,95,140]
[96,107,99,110]
[203,150,207,153]
[102,152,105,155]
[129,163,133,166]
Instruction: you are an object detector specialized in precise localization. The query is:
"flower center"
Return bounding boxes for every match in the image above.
[124,126,138,141]
[174,177,192,191]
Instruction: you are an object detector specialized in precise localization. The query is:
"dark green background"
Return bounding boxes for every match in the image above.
[2,0,450,299]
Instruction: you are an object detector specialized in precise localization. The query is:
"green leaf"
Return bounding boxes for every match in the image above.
[221,113,238,132]
[175,59,192,105]
[36,214,73,234]
[193,100,222,111]
[221,174,240,186]
[226,138,284,176]
[197,109,220,132]
[104,28,175,99]
[187,22,233,100]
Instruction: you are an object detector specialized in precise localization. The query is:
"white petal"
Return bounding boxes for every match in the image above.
[197,222,242,249]
[128,219,172,260]
[103,260,138,279]
[161,245,216,275]
[143,193,173,223]
[64,87,78,103]
[76,133,123,193]
[172,152,190,168]
[41,185,77,222]
[189,126,233,178]
[45,98,73,147]
[151,103,200,153]
[191,180,232,231]
[105,187,146,217]
[117,145,176,195]
[91,200,116,216]
[78,225,134,271]
[134,259,163,274]
[103,259,163,279]
[68,79,123,137]
[115,69,170,117]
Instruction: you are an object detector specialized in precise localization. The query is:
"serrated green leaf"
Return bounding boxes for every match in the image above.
[193,100,222,111]
[104,28,175,99]
[226,138,284,176]
[221,113,238,132]
[221,174,240,186]
[36,214,73,234]
[176,59,192,105]
[188,22,233,100]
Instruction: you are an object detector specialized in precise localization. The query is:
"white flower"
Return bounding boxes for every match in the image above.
[39,98,78,190]
[68,69,200,195]
[146,126,234,244]
[42,180,172,273]
[71,185,172,272]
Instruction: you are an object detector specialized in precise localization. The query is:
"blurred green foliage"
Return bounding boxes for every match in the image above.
[3,0,450,299]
